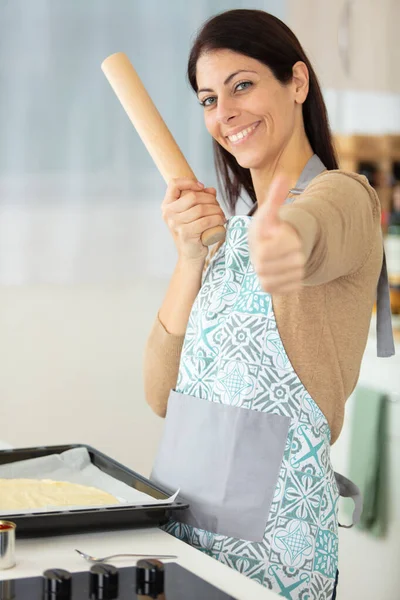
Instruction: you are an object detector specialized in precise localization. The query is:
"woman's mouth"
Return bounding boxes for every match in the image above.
[226,122,261,146]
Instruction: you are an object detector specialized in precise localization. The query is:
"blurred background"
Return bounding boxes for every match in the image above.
[0,1,399,598]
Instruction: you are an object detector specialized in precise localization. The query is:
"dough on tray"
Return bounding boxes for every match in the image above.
[0,478,120,510]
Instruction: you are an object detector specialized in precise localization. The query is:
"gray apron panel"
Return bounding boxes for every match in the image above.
[334,471,363,528]
[151,390,291,542]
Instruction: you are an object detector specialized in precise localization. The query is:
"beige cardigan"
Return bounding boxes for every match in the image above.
[143,170,383,444]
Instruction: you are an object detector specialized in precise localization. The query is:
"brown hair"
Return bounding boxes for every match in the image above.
[187,9,338,213]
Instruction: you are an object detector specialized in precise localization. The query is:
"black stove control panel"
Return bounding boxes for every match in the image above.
[0,561,237,599]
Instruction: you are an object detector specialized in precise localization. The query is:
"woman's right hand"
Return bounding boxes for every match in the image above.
[161,178,226,262]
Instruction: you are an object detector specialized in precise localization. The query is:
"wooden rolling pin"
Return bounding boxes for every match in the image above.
[101,52,226,247]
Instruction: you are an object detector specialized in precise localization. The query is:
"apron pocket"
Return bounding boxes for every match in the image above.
[151,390,290,542]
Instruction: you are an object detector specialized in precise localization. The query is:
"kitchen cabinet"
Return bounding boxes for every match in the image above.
[287,0,400,93]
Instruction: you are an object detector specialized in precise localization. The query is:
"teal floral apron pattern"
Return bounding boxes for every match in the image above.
[163,216,339,600]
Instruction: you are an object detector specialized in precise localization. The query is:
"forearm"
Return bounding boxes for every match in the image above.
[143,256,205,417]
[159,256,205,335]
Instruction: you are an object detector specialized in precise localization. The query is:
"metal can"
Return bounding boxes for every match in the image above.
[0,521,16,570]
[0,578,15,599]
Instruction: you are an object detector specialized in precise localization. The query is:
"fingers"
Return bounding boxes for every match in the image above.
[249,222,303,263]
[163,193,225,230]
[255,175,290,235]
[167,191,221,214]
[177,214,227,240]
[163,178,212,204]
[256,265,304,293]
[161,179,223,260]
[161,179,226,258]
[254,252,305,276]
[165,204,225,233]
[251,241,305,293]
[177,203,225,225]
[249,212,305,294]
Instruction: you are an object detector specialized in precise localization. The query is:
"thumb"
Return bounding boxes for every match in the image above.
[260,175,290,232]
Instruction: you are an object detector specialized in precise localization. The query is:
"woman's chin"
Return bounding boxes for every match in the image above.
[222,141,269,170]
[234,153,266,170]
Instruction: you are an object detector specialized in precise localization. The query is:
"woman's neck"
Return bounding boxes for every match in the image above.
[251,134,314,207]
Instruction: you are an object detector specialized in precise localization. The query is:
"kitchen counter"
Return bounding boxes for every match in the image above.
[0,527,277,599]
[0,442,275,600]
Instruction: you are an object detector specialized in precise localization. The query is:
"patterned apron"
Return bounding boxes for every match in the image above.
[151,156,394,600]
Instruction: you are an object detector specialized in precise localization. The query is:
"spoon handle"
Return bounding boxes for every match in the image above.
[97,553,178,562]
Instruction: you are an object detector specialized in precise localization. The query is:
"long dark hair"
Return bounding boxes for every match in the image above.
[187,9,338,213]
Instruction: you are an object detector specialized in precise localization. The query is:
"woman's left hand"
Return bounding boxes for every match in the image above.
[248,176,306,294]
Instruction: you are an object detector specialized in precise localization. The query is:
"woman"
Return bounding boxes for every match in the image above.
[144,9,394,600]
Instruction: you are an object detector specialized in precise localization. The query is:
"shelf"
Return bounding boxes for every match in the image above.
[333,134,400,231]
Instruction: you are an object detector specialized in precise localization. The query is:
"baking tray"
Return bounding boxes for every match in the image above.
[0,443,189,537]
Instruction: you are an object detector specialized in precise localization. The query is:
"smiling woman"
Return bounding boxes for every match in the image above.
[187,10,338,213]
[195,51,314,202]
[143,9,394,600]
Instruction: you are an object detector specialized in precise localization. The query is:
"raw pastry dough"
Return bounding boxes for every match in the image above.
[0,478,119,510]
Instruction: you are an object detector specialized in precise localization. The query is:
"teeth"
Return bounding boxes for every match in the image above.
[228,123,258,143]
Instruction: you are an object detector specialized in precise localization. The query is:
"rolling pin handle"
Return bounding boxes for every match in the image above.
[101,52,226,248]
[201,225,226,246]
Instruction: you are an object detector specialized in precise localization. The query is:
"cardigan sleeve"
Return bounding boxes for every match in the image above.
[278,171,381,286]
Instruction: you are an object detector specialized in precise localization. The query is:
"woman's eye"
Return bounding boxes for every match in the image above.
[199,81,252,107]
[200,96,216,107]
[235,81,253,92]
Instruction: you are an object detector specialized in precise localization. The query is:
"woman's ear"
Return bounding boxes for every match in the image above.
[292,61,309,105]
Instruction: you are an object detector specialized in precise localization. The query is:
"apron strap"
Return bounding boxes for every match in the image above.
[334,471,363,528]
[247,154,326,215]
[288,154,327,195]
[376,251,395,357]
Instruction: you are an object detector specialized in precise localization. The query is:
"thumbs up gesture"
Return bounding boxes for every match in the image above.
[248,176,305,294]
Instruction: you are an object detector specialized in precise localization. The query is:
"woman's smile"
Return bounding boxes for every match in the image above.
[225,121,261,146]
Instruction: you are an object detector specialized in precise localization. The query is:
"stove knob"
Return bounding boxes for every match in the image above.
[136,559,164,597]
[43,569,72,599]
[90,563,119,599]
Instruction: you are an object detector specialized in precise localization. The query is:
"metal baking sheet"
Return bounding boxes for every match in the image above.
[0,446,179,514]
[0,443,188,536]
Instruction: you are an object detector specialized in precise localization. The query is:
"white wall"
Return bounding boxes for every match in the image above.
[0,279,168,477]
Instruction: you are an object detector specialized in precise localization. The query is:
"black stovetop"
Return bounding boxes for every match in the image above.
[0,561,237,599]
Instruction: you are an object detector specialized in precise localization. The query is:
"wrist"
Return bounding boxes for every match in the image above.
[177,254,206,273]
[176,256,206,279]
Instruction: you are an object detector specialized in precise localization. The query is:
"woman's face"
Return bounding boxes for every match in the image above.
[196,49,305,171]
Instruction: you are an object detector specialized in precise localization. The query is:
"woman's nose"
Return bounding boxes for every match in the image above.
[216,97,239,124]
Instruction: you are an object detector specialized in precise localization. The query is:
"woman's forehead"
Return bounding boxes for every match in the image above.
[196,50,268,87]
